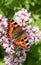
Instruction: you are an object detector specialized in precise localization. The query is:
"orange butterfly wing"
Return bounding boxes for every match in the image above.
[14,35,29,48]
[8,19,29,48]
[8,19,21,38]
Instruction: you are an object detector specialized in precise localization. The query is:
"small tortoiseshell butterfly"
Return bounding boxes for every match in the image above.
[7,19,29,48]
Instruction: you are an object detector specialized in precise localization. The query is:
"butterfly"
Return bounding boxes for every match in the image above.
[7,19,29,48]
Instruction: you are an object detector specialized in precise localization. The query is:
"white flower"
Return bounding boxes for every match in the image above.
[32,26,39,33]
[35,37,40,42]
[14,8,31,28]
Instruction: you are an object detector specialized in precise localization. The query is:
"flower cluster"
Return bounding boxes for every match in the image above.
[4,49,26,65]
[0,8,41,65]
[14,8,32,28]
[0,14,27,65]
[25,26,41,46]
[0,14,16,56]
[0,14,8,43]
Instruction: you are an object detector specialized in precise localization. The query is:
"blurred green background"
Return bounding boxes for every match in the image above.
[0,0,41,65]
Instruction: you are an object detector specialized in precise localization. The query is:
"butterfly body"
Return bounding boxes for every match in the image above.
[8,19,29,48]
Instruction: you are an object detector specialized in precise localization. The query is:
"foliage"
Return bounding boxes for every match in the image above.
[0,44,6,60]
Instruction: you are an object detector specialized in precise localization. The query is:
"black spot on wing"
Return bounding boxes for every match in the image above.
[22,42,24,44]
[26,44,29,47]
[14,22,17,25]
[13,27,16,30]
[25,40,28,43]
[11,20,14,22]
[21,39,24,41]
[24,37,27,39]
[17,25,20,27]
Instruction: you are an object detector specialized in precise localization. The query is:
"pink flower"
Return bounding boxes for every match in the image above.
[25,26,41,45]
[0,14,27,65]
[14,8,32,29]
[4,49,26,65]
